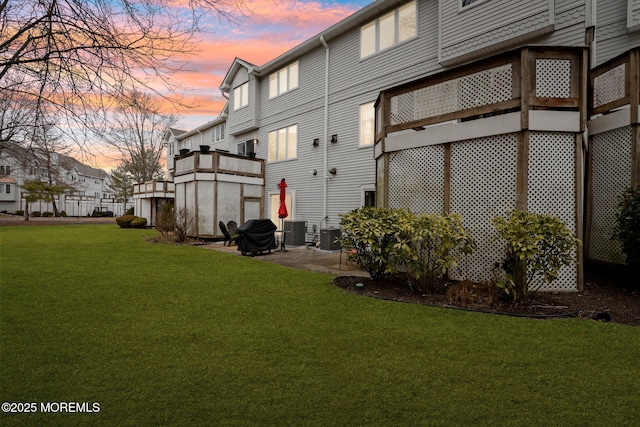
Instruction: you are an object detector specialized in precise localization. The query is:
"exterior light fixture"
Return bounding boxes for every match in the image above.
[328,167,337,175]
[331,134,338,143]
[313,138,320,146]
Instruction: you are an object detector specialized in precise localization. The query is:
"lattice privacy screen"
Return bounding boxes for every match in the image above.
[388,146,445,213]
[389,64,513,126]
[450,134,518,283]
[528,132,577,291]
[593,64,626,109]
[589,126,631,264]
[536,59,572,98]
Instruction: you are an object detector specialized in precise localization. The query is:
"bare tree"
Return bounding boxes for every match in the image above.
[30,124,73,216]
[106,163,134,213]
[0,0,243,150]
[102,89,174,183]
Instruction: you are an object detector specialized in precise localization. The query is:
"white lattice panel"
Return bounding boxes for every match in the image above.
[590,126,632,264]
[390,64,513,126]
[388,146,445,213]
[593,64,626,108]
[536,59,572,98]
[450,134,518,282]
[528,132,577,291]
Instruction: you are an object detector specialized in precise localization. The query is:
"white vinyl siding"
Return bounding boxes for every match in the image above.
[269,61,299,99]
[359,102,375,147]
[360,1,416,59]
[461,0,489,8]
[233,82,249,110]
[268,125,297,162]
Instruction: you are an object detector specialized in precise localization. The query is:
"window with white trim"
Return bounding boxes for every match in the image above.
[233,82,249,110]
[211,123,226,143]
[359,102,375,147]
[360,1,416,59]
[269,61,299,98]
[237,139,255,157]
[268,125,297,162]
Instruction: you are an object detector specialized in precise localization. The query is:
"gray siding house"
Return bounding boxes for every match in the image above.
[149,0,640,290]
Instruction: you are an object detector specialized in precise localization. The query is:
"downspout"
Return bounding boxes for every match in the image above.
[320,35,329,225]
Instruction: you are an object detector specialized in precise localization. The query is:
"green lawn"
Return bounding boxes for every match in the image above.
[1,225,639,426]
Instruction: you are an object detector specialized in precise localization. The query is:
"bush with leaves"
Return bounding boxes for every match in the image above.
[491,210,578,300]
[337,207,407,280]
[397,212,476,293]
[116,214,138,228]
[131,217,148,228]
[614,187,640,269]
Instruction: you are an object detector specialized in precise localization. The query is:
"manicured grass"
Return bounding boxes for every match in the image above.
[1,225,639,426]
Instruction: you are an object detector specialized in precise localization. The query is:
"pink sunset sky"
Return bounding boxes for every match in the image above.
[168,0,368,129]
[91,0,369,171]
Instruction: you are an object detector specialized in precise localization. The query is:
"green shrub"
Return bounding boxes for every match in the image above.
[92,209,103,217]
[337,207,407,280]
[31,211,41,217]
[59,211,67,217]
[42,211,54,217]
[131,217,147,228]
[125,207,134,215]
[614,187,640,269]
[491,210,578,300]
[116,214,138,228]
[398,212,476,293]
[15,210,24,216]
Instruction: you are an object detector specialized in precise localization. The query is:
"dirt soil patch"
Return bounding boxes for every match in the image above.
[333,268,640,326]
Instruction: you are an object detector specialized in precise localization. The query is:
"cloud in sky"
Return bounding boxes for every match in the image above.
[171,0,367,129]
[93,0,368,171]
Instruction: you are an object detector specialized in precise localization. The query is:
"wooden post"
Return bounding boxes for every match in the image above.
[443,144,451,214]
[516,132,529,211]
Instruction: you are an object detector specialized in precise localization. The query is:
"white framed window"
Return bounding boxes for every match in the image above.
[269,191,295,226]
[361,186,376,207]
[211,123,226,143]
[359,102,375,147]
[233,82,249,110]
[360,1,416,59]
[268,125,297,162]
[269,61,299,99]
[5,184,10,194]
[237,139,256,157]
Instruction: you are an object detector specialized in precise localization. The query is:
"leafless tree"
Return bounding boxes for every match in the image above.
[101,89,174,183]
[0,0,243,150]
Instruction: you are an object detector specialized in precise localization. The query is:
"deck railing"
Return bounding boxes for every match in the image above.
[173,150,264,178]
[375,46,587,146]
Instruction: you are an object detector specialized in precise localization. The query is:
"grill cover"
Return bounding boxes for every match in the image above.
[237,219,277,254]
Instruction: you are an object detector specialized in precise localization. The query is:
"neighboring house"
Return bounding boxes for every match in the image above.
[145,0,639,290]
[0,144,127,216]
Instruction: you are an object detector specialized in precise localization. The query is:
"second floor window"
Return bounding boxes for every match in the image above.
[268,125,297,162]
[269,61,299,98]
[237,139,255,157]
[360,1,416,59]
[0,165,10,175]
[359,102,375,147]
[211,123,226,143]
[234,82,249,110]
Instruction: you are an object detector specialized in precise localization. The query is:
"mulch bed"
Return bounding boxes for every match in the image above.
[334,269,640,326]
